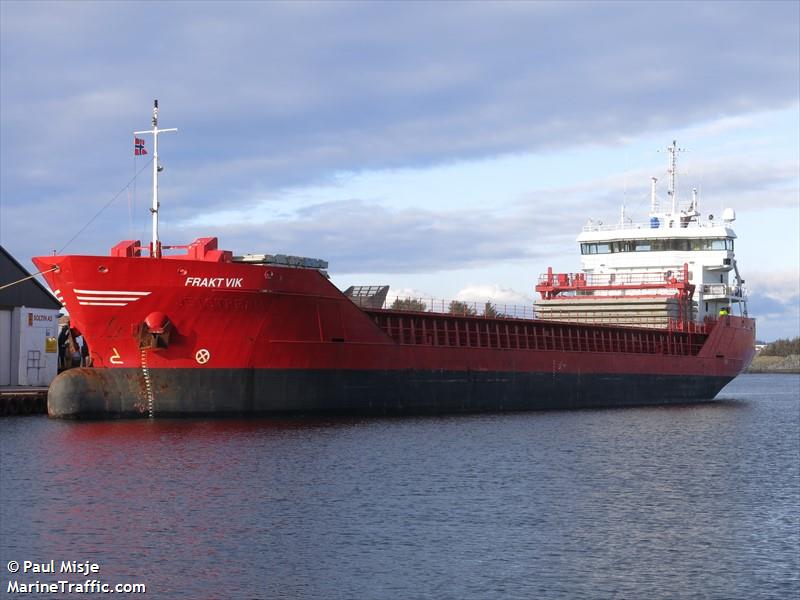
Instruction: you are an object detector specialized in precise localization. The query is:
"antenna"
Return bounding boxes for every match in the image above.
[134,99,178,258]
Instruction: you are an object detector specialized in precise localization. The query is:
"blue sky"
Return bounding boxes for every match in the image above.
[1,1,798,341]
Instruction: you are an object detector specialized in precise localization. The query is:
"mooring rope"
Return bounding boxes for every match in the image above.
[0,266,59,292]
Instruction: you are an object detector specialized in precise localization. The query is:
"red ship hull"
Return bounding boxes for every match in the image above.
[33,240,756,419]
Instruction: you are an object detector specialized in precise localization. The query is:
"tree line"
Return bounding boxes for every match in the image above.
[390,298,501,317]
[760,337,800,356]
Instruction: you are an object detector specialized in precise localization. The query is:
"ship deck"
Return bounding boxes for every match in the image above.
[365,308,713,356]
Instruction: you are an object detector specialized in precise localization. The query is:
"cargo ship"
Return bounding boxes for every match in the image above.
[33,104,755,418]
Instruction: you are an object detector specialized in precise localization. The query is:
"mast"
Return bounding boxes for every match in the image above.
[666,140,684,216]
[134,100,177,258]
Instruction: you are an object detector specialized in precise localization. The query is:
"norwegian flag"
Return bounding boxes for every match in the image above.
[134,137,147,156]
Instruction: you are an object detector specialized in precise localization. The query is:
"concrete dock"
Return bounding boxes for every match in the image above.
[0,386,47,416]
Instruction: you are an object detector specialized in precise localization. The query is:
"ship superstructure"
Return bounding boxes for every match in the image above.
[535,141,747,327]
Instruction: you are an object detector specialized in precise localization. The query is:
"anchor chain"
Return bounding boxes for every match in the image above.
[140,349,155,418]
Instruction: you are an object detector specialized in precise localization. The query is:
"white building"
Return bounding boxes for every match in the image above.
[0,245,63,386]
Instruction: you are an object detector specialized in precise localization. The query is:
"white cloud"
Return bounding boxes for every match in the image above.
[391,288,433,300]
[456,284,533,306]
[746,270,800,303]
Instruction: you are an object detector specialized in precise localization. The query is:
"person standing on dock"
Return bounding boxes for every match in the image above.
[58,321,70,371]
[80,337,91,367]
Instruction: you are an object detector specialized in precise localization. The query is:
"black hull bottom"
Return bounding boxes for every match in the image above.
[48,368,734,419]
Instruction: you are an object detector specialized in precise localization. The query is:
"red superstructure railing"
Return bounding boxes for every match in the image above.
[534,263,696,328]
[535,263,694,300]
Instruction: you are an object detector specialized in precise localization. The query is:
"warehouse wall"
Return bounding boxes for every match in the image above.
[0,309,11,385]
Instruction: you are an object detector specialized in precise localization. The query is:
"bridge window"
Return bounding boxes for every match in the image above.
[580,237,733,254]
[710,239,733,250]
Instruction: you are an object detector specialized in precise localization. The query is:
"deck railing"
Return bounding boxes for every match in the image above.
[536,268,689,287]
[359,295,538,320]
[581,216,717,232]
[701,283,747,298]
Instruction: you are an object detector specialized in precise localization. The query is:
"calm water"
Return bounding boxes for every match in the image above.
[1,374,798,599]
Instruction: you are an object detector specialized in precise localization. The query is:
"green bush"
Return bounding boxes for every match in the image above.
[760,337,800,356]
[448,300,477,316]
[390,298,427,312]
